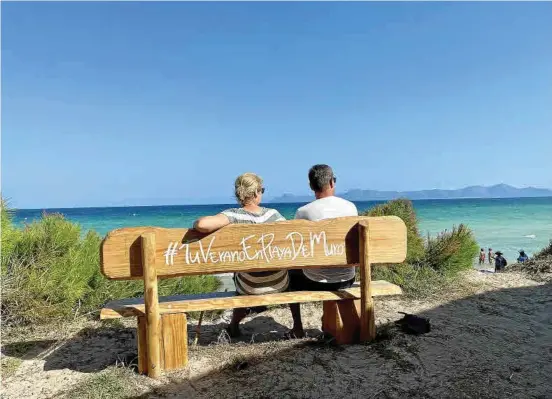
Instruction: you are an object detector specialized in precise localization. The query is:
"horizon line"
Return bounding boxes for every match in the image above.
[11,195,552,212]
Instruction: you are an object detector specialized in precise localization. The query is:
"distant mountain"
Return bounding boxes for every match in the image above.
[269,184,552,203]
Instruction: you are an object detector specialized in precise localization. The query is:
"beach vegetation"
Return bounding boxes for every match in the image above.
[369,263,452,299]
[363,198,425,263]
[1,356,22,379]
[423,224,479,275]
[507,239,552,282]
[1,202,220,326]
[533,239,552,259]
[60,366,144,399]
[360,199,479,297]
[1,198,19,270]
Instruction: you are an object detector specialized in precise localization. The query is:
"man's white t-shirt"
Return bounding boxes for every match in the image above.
[294,196,358,283]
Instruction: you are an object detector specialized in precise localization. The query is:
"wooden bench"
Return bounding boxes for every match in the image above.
[100,216,407,378]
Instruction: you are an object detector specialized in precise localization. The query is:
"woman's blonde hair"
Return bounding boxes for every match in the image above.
[234,173,263,206]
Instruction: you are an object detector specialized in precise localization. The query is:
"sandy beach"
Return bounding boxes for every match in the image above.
[2,270,550,399]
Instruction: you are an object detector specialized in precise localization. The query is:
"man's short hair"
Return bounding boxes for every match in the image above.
[308,164,335,192]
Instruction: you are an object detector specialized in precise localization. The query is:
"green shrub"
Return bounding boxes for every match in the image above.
[424,224,479,275]
[361,198,425,263]
[372,263,452,299]
[1,198,19,270]
[363,199,479,298]
[2,214,102,324]
[1,208,221,326]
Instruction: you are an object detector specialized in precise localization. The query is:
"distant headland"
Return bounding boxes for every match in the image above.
[268,184,552,203]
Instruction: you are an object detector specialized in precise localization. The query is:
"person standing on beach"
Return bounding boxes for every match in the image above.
[479,248,486,265]
[488,248,494,265]
[494,251,507,272]
[193,172,289,337]
[287,164,358,338]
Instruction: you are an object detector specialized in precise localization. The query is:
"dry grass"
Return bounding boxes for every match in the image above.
[1,356,22,379]
[507,254,552,283]
[59,366,148,399]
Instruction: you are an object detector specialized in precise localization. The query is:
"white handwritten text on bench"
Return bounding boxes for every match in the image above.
[163,231,345,266]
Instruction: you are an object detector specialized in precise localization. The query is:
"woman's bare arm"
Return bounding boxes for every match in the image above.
[193,213,231,233]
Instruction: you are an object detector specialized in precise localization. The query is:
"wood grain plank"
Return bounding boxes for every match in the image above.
[142,232,161,378]
[322,299,361,344]
[137,316,148,374]
[359,221,376,342]
[100,281,402,319]
[160,313,188,371]
[101,216,407,280]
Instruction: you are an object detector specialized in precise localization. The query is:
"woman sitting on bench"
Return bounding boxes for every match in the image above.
[193,172,288,337]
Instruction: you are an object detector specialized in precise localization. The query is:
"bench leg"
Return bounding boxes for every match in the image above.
[137,316,148,374]
[161,313,189,371]
[322,299,362,345]
[137,313,189,375]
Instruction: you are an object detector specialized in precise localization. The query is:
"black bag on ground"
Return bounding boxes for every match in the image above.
[395,312,431,335]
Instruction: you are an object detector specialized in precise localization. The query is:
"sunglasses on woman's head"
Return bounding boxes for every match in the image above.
[332,176,337,183]
[260,188,265,194]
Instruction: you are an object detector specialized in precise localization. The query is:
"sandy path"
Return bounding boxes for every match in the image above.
[1,271,550,399]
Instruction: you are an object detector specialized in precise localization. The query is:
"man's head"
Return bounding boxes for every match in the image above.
[308,164,336,198]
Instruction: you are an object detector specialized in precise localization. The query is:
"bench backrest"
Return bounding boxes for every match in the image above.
[101,216,407,280]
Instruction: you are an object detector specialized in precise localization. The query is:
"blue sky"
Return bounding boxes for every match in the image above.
[2,2,551,208]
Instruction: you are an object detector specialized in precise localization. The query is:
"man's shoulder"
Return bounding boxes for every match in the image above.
[296,196,358,219]
[296,202,314,213]
[330,196,358,212]
[294,202,312,219]
[333,196,356,206]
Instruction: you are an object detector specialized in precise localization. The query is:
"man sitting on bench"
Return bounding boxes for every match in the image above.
[287,164,358,338]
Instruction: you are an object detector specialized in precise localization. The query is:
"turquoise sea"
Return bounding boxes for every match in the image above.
[13,197,552,264]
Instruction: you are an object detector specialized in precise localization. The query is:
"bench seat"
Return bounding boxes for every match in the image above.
[100,280,402,320]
